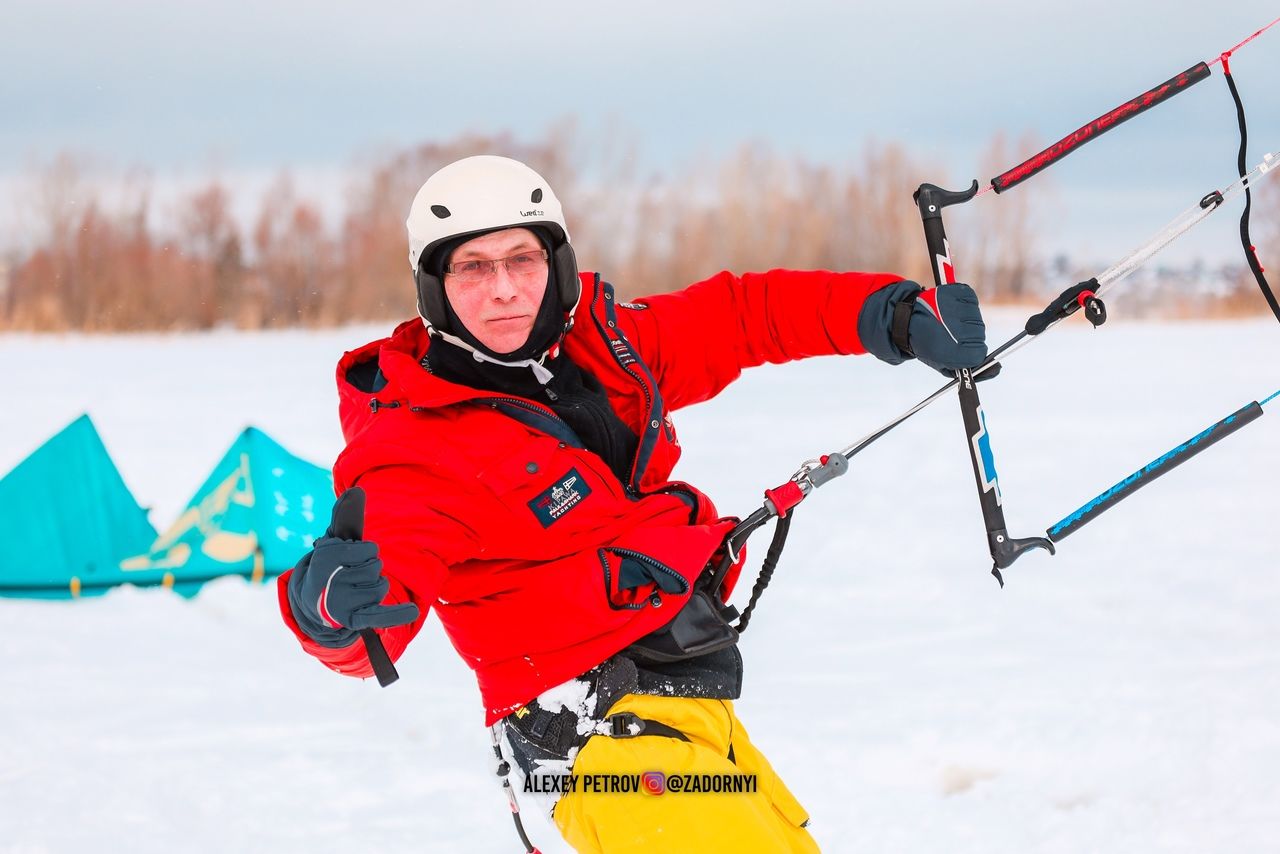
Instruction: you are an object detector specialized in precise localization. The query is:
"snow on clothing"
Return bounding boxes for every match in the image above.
[277,267,903,725]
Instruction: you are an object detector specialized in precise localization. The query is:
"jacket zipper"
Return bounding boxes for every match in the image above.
[589,279,655,496]
[483,395,560,420]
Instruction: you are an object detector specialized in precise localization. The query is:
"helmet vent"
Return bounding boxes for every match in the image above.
[530,188,543,203]
[430,205,451,219]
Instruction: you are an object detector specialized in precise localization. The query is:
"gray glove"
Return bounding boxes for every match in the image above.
[858,279,989,375]
[286,488,420,648]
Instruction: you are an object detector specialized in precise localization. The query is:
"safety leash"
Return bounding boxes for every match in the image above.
[490,724,542,854]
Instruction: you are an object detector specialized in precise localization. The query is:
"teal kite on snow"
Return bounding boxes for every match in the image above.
[0,418,334,599]
[0,414,157,598]
[118,427,334,596]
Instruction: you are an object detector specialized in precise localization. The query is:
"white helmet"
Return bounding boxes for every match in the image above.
[406,155,579,335]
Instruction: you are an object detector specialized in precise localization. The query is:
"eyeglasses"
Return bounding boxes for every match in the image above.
[444,249,549,282]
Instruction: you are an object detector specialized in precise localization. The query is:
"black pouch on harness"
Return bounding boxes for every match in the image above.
[623,585,740,664]
[504,655,640,771]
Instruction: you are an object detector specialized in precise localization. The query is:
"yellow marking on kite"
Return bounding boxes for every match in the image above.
[121,452,257,571]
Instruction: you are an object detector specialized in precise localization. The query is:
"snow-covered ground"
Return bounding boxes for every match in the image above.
[2,310,1278,853]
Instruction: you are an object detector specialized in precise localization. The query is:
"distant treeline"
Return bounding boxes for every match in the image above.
[1,130,1274,331]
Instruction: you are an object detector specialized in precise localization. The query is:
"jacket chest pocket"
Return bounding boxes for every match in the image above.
[477,438,612,532]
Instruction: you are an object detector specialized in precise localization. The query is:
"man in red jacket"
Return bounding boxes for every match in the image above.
[279,155,988,852]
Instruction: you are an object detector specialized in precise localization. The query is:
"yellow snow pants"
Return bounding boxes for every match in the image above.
[552,694,820,853]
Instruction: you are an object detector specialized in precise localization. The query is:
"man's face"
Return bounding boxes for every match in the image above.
[442,227,549,354]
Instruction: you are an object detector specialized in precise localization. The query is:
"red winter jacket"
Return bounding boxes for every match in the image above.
[279,268,902,724]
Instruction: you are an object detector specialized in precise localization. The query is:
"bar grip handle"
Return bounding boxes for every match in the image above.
[992,62,1211,194]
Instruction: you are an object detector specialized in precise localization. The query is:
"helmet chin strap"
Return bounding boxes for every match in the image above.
[431,327,557,385]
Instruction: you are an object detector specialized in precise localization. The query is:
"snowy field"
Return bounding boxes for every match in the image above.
[2,309,1278,853]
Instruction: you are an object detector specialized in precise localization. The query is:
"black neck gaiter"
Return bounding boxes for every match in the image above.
[425,341,638,485]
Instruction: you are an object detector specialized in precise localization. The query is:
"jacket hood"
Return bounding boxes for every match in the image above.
[335,318,487,444]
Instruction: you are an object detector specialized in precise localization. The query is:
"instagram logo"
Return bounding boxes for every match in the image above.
[640,771,666,796]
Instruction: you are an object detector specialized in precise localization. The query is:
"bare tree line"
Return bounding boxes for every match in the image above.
[0,131,1274,332]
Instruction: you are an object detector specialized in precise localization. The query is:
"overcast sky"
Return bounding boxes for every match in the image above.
[4,0,1279,265]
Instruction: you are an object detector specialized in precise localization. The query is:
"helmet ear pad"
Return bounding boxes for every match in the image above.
[552,242,579,312]
[415,266,449,333]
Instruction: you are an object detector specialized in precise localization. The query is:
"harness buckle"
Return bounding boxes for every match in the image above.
[606,712,644,738]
